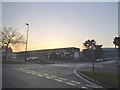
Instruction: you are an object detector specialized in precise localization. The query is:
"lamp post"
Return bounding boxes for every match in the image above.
[25,23,29,61]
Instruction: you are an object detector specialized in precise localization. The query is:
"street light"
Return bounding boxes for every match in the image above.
[25,23,29,61]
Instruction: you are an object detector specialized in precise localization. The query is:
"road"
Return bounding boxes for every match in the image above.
[2,60,117,89]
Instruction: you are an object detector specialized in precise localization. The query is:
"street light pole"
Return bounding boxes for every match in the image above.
[25,23,29,61]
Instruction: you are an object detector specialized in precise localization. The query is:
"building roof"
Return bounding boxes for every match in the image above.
[18,47,80,53]
[102,48,117,52]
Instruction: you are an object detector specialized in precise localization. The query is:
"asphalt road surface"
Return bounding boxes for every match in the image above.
[2,60,117,89]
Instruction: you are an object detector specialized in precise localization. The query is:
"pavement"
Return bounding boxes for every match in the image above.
[2,60,118,89]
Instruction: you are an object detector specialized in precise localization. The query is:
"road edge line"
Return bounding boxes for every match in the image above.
[74,68,103,88]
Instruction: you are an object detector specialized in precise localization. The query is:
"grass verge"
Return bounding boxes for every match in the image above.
[80,71,118,88]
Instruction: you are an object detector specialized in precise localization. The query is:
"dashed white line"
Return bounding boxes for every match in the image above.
[86,84,98,88]
[26,71,31,73]
[43,73,49,76]
[45,76,52,79]
[37,74,43,77]
[9,67,84,87]
[31,71,36,73]
[31,72,37,75]
[81,86,88,88]
[59,78,67,81]
[70,80,81,84]
[54,79,63,82]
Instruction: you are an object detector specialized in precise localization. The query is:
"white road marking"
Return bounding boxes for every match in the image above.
[70,80,81,84]
[54,79,63,82]
[31,71,36,73]
[37,74,43,77]
[26,71,31,73]
[81,86,88,88]
[74,68,103,88]
[59,78,67,81]
[31,72,37,75]
[66,82,76,86]
[86,84,98,88]
[45,76,52,79]
[9,67,87,87]
[43,73,49,76]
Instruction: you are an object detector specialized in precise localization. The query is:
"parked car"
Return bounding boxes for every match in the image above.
[27,57,38,61]
[95,58,103,62]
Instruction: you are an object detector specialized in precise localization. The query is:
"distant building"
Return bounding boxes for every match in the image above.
[102,48,118,58]
[17,47,80,60]
[2,46,13,60]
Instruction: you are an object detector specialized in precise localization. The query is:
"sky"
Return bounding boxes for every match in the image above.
[2,2,118,52]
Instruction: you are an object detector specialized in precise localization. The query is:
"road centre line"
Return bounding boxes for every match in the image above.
[70,80,81,84]
[59,78,67,81]
[43,73,49,76]
[26,71,31,73]
[9,67,82,87]
[31,71,36,73]
[54,79,63,82]
[31,72,37,75]
[45,76,53,79]
[86,84,98,88]
[37,74,43,77]
[81,86,88,88]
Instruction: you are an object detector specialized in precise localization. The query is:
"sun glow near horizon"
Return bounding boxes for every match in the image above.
[3,2,118,52]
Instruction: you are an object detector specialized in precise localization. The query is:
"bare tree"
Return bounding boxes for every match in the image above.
[0,26,25,60]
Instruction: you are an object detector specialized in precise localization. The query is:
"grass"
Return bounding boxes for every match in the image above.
[80,71,118,88]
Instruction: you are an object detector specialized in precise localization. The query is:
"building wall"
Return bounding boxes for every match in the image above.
[103,48,118,58]
[17,47,80,60]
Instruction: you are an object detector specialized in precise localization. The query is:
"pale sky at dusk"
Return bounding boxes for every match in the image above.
[2,2,118,52]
